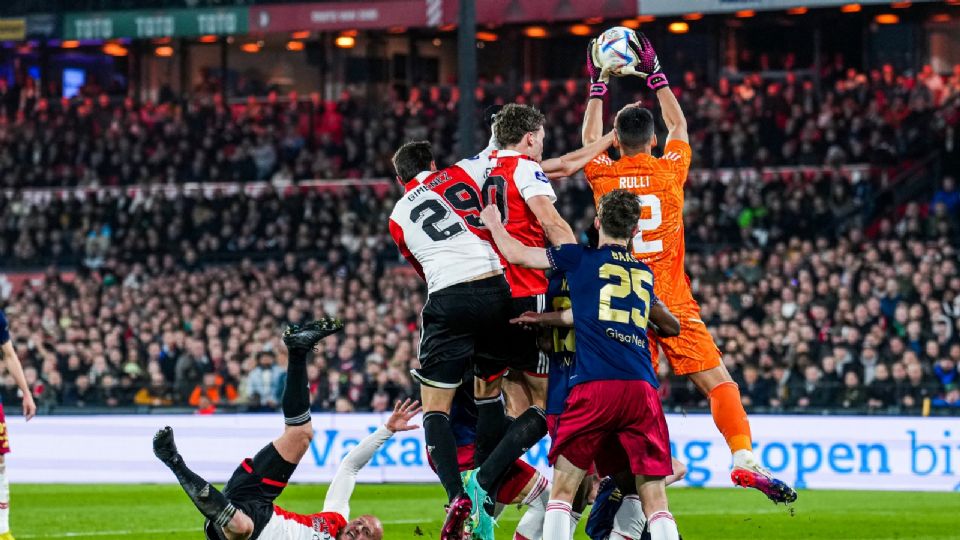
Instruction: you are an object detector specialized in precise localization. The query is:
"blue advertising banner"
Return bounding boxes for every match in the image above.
[7,413,960,491]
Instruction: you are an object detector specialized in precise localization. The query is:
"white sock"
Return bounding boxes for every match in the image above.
[610,495,645,539]
[543,500,572,540]
[0,463,9,533]
[568,510,582,540]
[647,511,679,540]
[515,476,549,540]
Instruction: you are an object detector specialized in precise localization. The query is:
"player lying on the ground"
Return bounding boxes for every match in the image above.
[576,32,796,504]
[481,190,683,540]
[153,319,421,540]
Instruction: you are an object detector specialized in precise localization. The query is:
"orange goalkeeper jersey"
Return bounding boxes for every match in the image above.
[584,139,693,307]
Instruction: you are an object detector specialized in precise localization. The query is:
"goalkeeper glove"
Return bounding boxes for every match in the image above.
[624,31,670,92]
[586,38,611,98]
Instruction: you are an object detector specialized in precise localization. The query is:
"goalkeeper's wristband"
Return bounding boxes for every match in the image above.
[589,82,608,99]
[647,73,669,92]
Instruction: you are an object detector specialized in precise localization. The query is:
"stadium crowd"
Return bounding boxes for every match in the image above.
[1,166,958,413]
[0,59,958,189]
[0,55,959,414]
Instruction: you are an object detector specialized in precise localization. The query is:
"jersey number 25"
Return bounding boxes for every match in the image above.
[598,263,654,328]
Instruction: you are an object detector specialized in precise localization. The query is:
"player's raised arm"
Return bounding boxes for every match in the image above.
[582,38,610,146]
[322,399,422,518]
[480,205,552,269]
[541,130,615,179]
[626,32,688,144]
[649,296,680,337]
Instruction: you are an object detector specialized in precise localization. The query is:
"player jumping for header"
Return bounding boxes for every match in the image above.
[154,318,422,540]
[481,190,683,540]
[578,32,796,504]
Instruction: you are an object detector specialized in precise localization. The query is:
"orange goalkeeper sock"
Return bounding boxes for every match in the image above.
[709,381,753,453]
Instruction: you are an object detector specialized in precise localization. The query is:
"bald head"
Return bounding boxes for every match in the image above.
[341,514,383,540]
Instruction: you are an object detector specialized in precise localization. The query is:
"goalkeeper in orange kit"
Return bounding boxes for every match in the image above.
[577,31,797,504]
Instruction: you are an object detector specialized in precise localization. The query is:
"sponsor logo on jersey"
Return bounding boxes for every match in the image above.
[605,327,647,348]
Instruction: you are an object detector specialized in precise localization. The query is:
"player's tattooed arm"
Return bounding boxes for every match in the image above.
[649,301,680,337]
[481,205,552,269]
[510,309,574,328]
[542,130,615,179]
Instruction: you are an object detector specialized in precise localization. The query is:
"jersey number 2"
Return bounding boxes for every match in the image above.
[410,199,465,241]
[598,263,653,328]
[632,195,663,254]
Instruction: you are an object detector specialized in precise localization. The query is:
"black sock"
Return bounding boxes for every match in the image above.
[282,354,310,426]
[477,406,547,491]
[474,395,508,467]
[423,411,465,502]
[166,455,237,527]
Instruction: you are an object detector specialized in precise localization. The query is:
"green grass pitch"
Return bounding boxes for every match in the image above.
[13,484,960,539]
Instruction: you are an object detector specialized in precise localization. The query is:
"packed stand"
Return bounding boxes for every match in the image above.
[1,169,958,413]
[0,60,957,190]
[667,175,960,413]
[0,186,426,413]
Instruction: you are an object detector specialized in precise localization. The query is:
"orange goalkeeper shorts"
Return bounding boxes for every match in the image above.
[651,299,722,376]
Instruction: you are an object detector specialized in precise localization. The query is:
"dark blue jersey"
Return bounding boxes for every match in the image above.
[0,309,9,345]
[450,380,478,446]
[547,243,658,388]
[546,273,576,415]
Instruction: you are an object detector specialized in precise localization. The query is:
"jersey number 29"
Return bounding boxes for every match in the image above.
[632,194,663,254]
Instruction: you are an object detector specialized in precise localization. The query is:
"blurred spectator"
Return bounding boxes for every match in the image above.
[246,352,283,409]
[189,372,238,407]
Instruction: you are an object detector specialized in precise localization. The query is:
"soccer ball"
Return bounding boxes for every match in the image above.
[593,26,641,74]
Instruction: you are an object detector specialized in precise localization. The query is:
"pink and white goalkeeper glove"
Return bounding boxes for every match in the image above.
[626,31,670,92]
[586,38,610,98]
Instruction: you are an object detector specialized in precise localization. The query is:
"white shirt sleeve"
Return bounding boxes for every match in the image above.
[514,160,557,203]
[321,425,394,518]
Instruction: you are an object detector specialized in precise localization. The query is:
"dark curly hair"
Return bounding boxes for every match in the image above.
[597,189,640,240]
[494,104,545,147]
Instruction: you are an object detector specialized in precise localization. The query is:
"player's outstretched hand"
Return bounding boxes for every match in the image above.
[480,205,502,228]
[510,311,544,327]
[22,392,36,421]
[386,398,422,433]
[587,38,613,85]
[624,31,669,91]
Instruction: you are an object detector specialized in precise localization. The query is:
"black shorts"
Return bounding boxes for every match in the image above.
[474,294,549,381]
[210,443,298,540]
[413,275,514,388]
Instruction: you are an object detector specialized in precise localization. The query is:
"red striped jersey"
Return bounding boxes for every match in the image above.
[389,169,502,293]
[259,507,346,539]
[480,150,557,298]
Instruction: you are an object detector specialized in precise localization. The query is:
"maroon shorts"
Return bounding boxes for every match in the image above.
[0,403,9,455]
[427,443,476,473]
[548,413,597,476]
[426,443,538,504]
[548,380,671,478]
